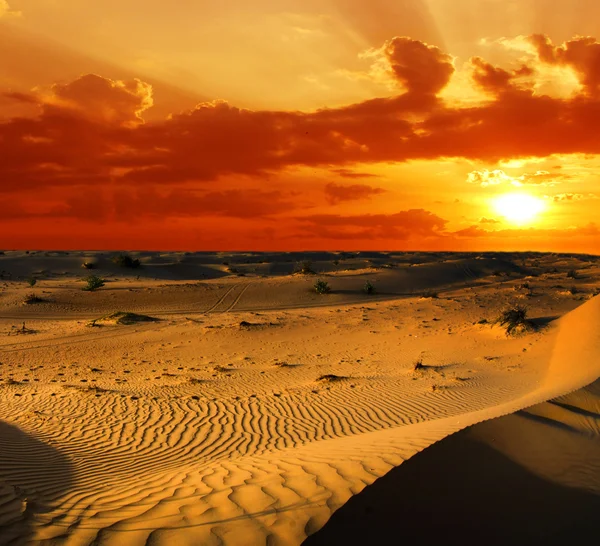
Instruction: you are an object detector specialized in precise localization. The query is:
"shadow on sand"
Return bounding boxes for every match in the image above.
[305,380,600,546]
[0,421,74,545]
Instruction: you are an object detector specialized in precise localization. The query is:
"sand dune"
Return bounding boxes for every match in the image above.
[0,252,599,544]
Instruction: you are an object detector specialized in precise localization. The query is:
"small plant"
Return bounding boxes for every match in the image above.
[364,280,376,295]
[569,285,578,295]
[567,269,579,279]
[112,254,141,268]
[83,275,105,291]
[413,358,425,371]
[422,289,439,299]
[498,305,533,336]
[333,259,340,266]
[314,279,331,294]
[297,260,315,275]
[26,277,37,287]
[23,292,44,304]
[82,262,95,270]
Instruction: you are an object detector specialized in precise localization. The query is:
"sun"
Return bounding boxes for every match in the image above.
[493,193,546,225]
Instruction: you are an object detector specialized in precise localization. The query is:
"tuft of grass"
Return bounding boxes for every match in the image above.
[498,305,534,336]
[83,275,105,291]
[26,277,37,287]
[314,279,331,294]
[112,253,141,269]
[317,374,347,382]
[296,260,315,275]
[413,358,425,371]
[23,292,44,304]
[364,280,376,295]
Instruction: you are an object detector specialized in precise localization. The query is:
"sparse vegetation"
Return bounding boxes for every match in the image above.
[498,305,534,336]
[364,280,376,295]
[83,275,105,291]
[26,277,37,287]
[567,269,579,279]
[82,262,96,270]
[297,260,315,275]
[317,374,347,382]
[112,253,141,268]
[314,279,331,294]
[413,358,425,371]
[569,285,579,295]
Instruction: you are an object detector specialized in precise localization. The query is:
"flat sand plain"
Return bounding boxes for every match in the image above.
[1,251,599,545]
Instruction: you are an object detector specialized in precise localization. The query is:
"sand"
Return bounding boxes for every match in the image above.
[0,250,599,545]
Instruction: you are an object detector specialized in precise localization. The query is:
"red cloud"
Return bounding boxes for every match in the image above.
[1,34,600,251]
[530,35,600,96]
[383,37,455,96]
[324,182,385,204]
[295,209,447,240]
[5,35,600,194]
[470,57,533,95]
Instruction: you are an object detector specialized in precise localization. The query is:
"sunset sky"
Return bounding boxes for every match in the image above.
[1,0,600,252]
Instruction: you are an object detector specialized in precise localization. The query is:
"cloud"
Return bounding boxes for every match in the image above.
[324,182,385,204]
[470,56,533,95]
[2,33,600,248]
[529,35,600,97]
[479,217,501,224]
[331,168,378,179]
[383,37,455,96]
[6,35,600,195]
[295,209,447,240]
[1,187,300,222]
[550,192,599,202]
[452,223,600,238]
[0,0,21,18]
[466,169,567,187]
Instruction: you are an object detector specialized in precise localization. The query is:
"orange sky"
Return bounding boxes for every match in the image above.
[1,0,600,252]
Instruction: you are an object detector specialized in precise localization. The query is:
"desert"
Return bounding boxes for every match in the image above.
[1,250,599,545]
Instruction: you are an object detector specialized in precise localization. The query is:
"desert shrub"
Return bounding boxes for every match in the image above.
[23,292,43,304]
[422,289,439,299]
[498,305,533,335]
[314,279,331,294]
[83,275,105,291]
[569,285,579,295]
[413,358,424,371]
[297,260,315,275]
[567,269,579,279]
[82,262,95,270]
[333,259,340,266]
[364,280,376,295]
[112,254,141,268]
[26,277,37,287]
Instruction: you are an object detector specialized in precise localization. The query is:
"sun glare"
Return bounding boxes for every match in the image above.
[493,193,546,225]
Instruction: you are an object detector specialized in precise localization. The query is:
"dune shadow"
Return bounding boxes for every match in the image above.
[304,395,600,546]
[530,315,561,328]
[0,421,74,545]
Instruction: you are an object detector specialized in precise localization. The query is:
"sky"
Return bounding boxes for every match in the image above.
[1,0,600,252]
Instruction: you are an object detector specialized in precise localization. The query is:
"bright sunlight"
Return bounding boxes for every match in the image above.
[493,193,547,225]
